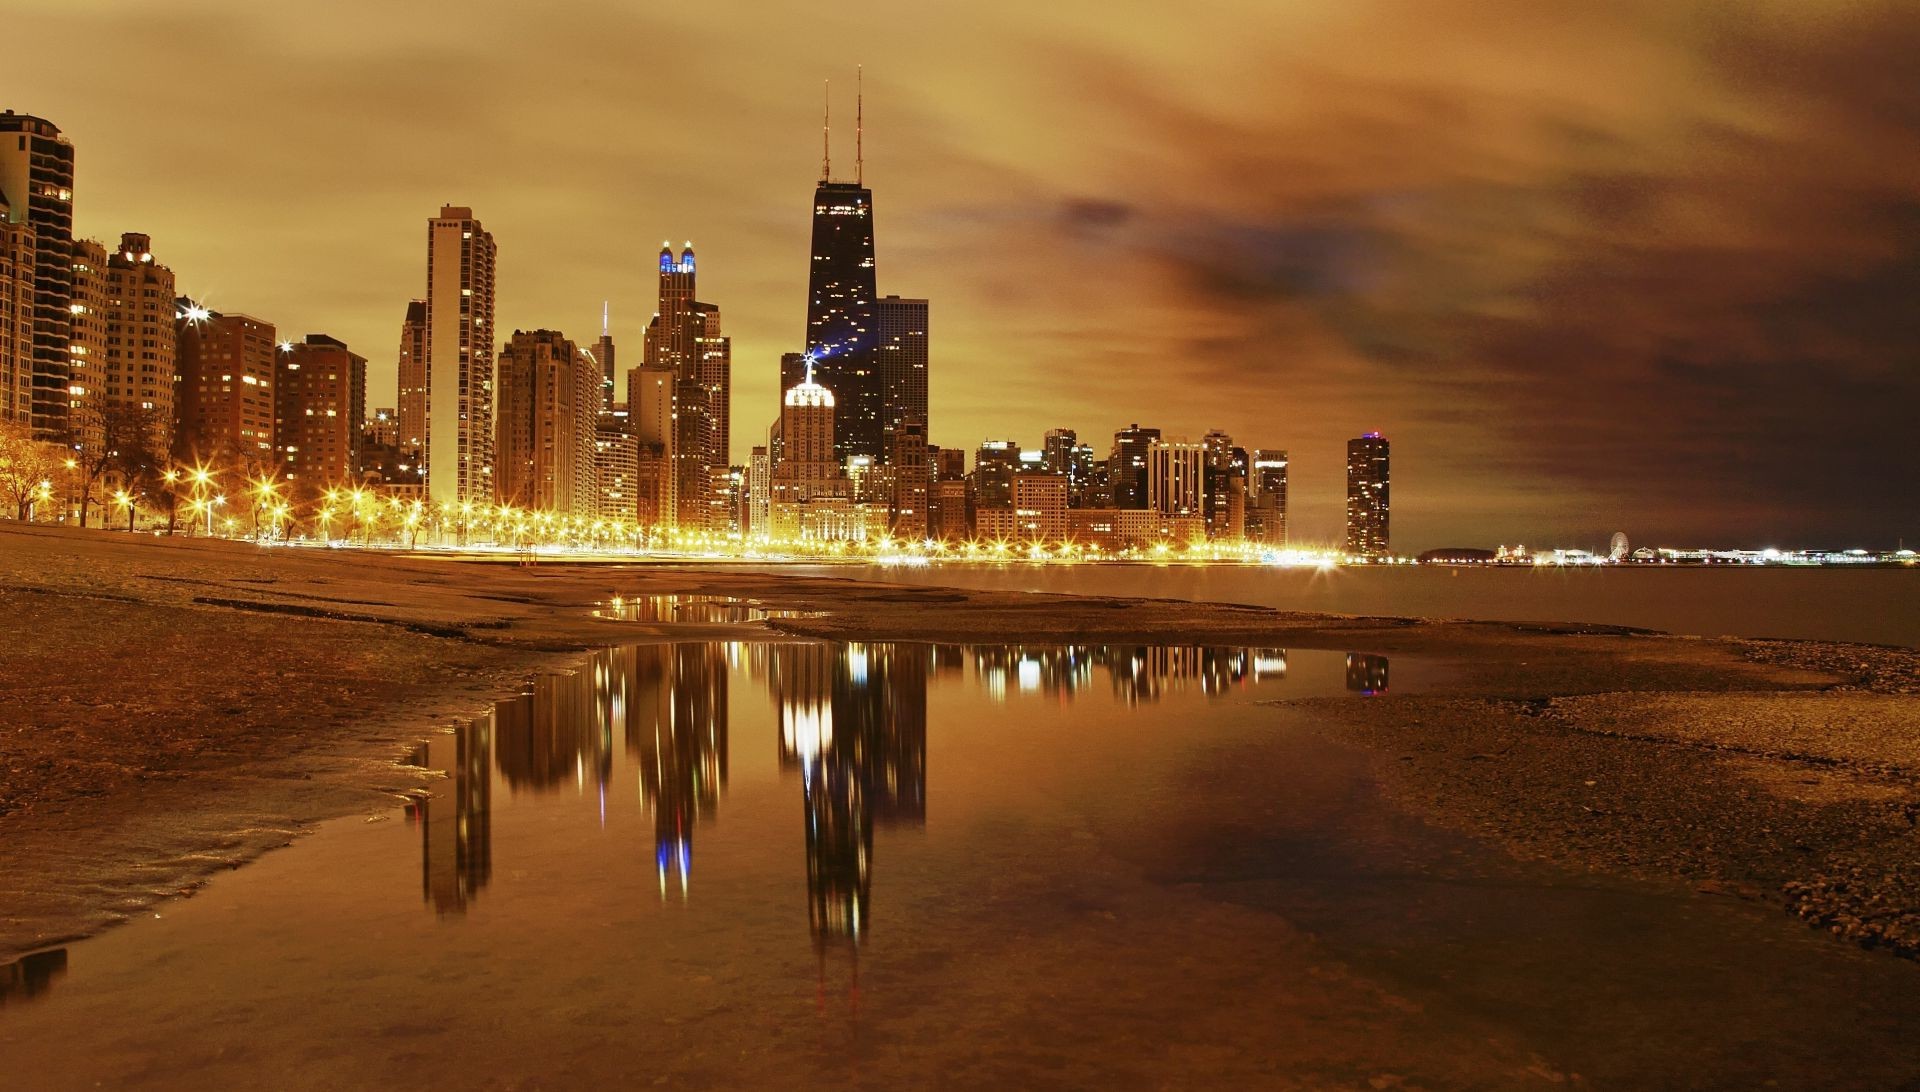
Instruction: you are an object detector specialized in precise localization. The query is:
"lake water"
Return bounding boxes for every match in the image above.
[4,640,1918,1088]
[716,562,1920,647]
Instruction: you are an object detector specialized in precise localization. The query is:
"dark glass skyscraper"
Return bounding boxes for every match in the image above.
[1346,432,1390,557]
[805,179,879,462]
[876,294,927,441]
[1110,423,1160,509]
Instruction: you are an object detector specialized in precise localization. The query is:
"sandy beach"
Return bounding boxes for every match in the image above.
[4,520,1919,968]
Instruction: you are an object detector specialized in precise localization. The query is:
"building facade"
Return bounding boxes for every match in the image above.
[1147,438,1205,517]
[769,361,850,538]
[99,233,177,451]
[1110,423,1160,509]
[1250,448,1289,546]
[0,112,76,437]
[625,362,677,529]
[494,328,596,515]
[804,176,879,462]
[593,417,639,523]
[1013,472,1068,543]
[396,299,427,458]
[173,303,276,464]
[644,245,730,530]
[422,207,495,506]
[65,238,109,451]
[276,334,367,488]
[1345,432,1390,557]
[973,440,1019,510]
[876,294,927,447]
[0,194,31,423]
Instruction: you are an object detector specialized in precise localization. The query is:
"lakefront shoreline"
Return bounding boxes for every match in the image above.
[3,520,1919,965]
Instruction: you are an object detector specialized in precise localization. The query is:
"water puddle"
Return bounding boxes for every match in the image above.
[5,642,1918,1087]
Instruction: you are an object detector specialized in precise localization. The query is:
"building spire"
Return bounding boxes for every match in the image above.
[822,79,832,182]
[601,300,609,338]
[856,65,864,186]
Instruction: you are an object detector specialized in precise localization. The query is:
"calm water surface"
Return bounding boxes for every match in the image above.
[4,640,1918,1088]
[718,563,1920,647]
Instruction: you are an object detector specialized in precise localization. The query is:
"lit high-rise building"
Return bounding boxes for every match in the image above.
[494,328,596,515]
[100,233,177,451]
[592,418,639,523]
[422,206,495,507]
[1147,438,1205,517]
[776,360,836,483]
[768,358,851,538]
[1346,432,1390,557]
[625,362,677,530]
[804,100,881,463]
[396,299,426,458]
[746,445,770,539]
[645,244,730,529]
[972,440,1019,510]
[173,301,276,462]
[1013,473,1068,543]
[276,334,366,488]
[0,111,76,438]
[876,294,927,447]
[64,239,108,452]
[594,301,616,414]
[1249,448,1289,546]
[0,193,32,424]
[1110,423,1160,509]
[884,420,929,539]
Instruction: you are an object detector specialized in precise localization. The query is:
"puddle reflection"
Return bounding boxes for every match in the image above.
[1346,653,1389,695]
[403,643,1386,944]
[0,948,67,1007]
[592,594,817,623]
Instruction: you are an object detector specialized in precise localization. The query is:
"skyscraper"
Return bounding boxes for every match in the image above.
[1147,438,1205,516]
[494,328,596,515]
[1250,448,1289,547]
[972,440,1020,510]
[804,91,880,463]
[0,111,76,438]
[1110,423,1160,509]
[625,362,677,529]
[396,299,426,458]
[0,193,32,424]
[65,239,108,452]
[100,233,178,451]
[594,301,616,414]
[1346,432,1390,557]
[276,334,367,488]
[746,444,770,539]
[422,206,495,507]
[645,244,730,529]
[876,294,927,446]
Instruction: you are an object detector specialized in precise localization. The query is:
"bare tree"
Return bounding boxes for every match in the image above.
[64,403,162,528]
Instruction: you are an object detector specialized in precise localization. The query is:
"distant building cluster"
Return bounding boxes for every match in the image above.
[1,105,1394,556]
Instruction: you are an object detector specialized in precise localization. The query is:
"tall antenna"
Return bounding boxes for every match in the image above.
[601,300,609,338]
[821,80,832,182]
[856,65,864,186]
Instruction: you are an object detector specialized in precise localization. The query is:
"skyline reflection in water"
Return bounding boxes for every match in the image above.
[401,642,1384,947]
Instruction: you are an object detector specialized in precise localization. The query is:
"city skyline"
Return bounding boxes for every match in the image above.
[6,2,1917,549]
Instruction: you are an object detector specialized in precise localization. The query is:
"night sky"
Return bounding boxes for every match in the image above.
[10,1,1915,549]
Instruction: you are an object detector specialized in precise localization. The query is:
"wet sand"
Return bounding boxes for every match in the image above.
[3,519,1919,972]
